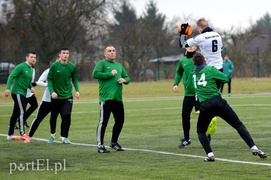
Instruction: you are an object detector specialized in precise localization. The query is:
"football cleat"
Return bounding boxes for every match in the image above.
[24,136,31,144]
[178,139,191,148]
[110,142,124,151]
[62,138,71,144]
[48,135,55,144]
[252,149,267,159]
[204,156,215,162]
[20,134,29,140]
[98,145,110,153]
[7,135,20,140]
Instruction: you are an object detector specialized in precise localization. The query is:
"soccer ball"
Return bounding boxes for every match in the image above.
[178,22,193,36]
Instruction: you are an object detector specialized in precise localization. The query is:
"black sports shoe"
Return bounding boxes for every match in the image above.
[97,145,110,153]
[252,149,267,159]
[178,139,191,148]
[110,142,124,151]
[204,156,215,162]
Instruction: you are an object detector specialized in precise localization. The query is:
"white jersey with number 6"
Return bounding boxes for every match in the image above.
[187,31,223,69]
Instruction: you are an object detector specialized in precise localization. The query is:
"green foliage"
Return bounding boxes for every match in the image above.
[0,79,271,179]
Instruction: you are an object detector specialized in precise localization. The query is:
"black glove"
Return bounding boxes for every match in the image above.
[179,22,189,35]
[32,82,37,87]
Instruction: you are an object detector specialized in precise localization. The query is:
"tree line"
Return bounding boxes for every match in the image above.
[0,0,270,81]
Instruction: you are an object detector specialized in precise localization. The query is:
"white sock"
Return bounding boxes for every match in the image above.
[251,145,258,151]
[60,136,64,141]
[208,152,214,157]
[51,133,56,137]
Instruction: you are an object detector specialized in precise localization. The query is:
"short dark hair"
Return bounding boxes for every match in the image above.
[58,48,69,54]
[60,47,69,51]
[193,52,205,66]
[26,51,36,57]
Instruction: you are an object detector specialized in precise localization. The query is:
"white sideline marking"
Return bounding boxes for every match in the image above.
[1,134,270,167]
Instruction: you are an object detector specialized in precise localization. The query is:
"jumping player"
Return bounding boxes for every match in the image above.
[179,18,223,88]
[192,52,267,161]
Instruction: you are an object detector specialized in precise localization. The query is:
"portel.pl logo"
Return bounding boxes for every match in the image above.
[9,159,66,174]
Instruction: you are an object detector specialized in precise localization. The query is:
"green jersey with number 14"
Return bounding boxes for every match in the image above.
[193,65,229,102]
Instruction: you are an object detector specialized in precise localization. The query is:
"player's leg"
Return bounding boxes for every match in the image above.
[110,100,124,151]
[60,98,73,144]
[228,78,231,96]
[196,98,217,161]
[24,101,51,144]
[97,101,111,153]
[179,96,195,148]
[48,98,60,144]
[218,98,255,146]
[24,94,38,127]
[28,101,51,137]
[218,97,267,158]
[8,94,26,138]
[13,94,27,136]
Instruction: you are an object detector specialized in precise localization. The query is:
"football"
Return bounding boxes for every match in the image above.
[178,22,193,36]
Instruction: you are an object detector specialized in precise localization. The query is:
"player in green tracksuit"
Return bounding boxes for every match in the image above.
[5,52,36,139]
[192,52,267,161]
[47,48,80,144]
[173,46,198,148]
[92,45,130,153]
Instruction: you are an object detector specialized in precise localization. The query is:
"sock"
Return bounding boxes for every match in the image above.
[207,152,214,157]
[51,133,56,137]
[251,145,258,151]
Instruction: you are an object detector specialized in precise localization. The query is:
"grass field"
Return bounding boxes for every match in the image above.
[0,79,271,179]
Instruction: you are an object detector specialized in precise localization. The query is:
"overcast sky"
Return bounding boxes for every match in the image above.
[131,0,271,31]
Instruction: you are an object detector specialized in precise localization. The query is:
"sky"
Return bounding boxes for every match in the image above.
[131,0,271,31]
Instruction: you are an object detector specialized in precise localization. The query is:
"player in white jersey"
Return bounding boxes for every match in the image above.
[179,18,222,142]
[24,68,51,143]
[179,18,223,74]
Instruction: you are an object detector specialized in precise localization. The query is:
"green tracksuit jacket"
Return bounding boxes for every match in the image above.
[47,61,79,99]
[6,62,33,96]
[173,56,195,96]
[193,65,229,102]
[92,59,130,102]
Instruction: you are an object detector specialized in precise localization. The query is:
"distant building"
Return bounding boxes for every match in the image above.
[149,54,184,63]
[149,54,184,80]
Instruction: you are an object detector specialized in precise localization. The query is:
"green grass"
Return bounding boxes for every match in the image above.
[0,78,271,179]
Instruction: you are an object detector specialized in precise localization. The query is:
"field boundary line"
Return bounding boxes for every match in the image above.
[1,134,270,167]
